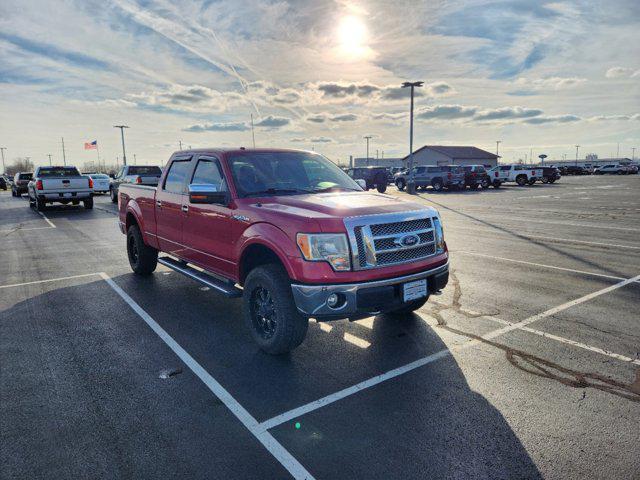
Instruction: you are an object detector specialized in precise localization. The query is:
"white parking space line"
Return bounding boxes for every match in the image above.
[257,273,640,432]
[0,272,100,290]
[448,225,640,251]
[454,251,635,282]
[0,226,54,233]
[343,332,371,348]
[37,210,56,228]
[100,272,314,480]
[426,303,640,366]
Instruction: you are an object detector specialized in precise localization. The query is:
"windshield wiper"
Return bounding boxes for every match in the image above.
[312,186,361,193]
[244,188,312,197]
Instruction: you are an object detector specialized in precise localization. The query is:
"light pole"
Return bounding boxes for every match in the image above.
[575,145,580,166]
[632,147,636,160]
[47,154,52,166]
[179,140,183,151]
[0,147,6,174]
[496,140,501,158]
[402,81,423,194]
[364,135,372,166]
[114,125,130,165]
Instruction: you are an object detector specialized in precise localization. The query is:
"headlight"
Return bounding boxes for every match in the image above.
[296,233,351,271]
[433,217,445,253]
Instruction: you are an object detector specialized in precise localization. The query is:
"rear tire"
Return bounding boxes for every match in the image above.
[243,264,308,355]
[376,182,387,193]
[481,179,490,189]
[516,175,527,186]
[432,178,444,192]
[492,180,501,188]
[387,297,429,317]
[395,179,406,191]
[84,198,93,209]
[36,198,46,211]
[110,187,118,203]
[127,224,158,275]
[527,178,536,185]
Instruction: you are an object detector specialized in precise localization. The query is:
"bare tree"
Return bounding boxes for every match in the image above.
[6,158,35,176]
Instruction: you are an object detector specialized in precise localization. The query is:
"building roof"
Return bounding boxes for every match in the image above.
[402,145,499,161]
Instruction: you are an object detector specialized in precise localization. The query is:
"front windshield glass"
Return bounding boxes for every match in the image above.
[228,152,362,197]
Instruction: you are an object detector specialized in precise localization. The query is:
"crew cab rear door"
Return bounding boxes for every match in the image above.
[155,156,192,256]
[181,155,235,277]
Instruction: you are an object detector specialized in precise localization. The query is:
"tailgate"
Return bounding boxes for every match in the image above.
[42,178,90,191]
[138,175,161,185]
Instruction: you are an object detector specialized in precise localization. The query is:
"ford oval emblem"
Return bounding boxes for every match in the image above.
[398,234,420,247]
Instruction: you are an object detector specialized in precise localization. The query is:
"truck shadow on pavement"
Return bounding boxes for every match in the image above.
[79,272,544,479]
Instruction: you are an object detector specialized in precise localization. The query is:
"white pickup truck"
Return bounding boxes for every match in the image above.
[27,166,93,211]
[489,164,541,186]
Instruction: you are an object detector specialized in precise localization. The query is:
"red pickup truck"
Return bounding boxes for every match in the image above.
[118,148,449,354]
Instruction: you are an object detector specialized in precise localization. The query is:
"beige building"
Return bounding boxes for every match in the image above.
[401,145,499,168]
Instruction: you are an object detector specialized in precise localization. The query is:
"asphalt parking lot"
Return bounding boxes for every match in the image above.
[1,175,639,479]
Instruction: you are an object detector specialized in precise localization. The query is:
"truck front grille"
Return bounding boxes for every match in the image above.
[345,212,438,270]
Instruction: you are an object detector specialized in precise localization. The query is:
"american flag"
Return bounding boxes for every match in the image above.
[84,140,97,150]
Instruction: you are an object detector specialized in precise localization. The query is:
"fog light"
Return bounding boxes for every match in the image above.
[327,293,339,308]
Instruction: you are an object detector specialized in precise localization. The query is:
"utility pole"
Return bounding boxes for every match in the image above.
[114,125,129,165]
[575,145,580,166]
[364,135,372,166]
[617,143,620,158]
[179,140,183,151]
[632,147,636,160]
[47,154,52,166]
[402,81,424,194]
[134,154,137,165]
[61,137,67,165]
[0,147,6,174]
[496,140,501,157]
[250,114,256,148]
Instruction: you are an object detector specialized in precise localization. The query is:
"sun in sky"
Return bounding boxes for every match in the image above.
[336,15,372,59]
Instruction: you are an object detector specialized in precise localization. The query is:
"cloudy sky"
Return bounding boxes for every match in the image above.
[1,0,639,167]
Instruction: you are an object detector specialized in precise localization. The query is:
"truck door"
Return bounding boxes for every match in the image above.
[181,155,235,277]
[155,157,192,256]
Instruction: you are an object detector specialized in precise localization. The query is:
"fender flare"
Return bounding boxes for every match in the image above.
[236,223,298,281]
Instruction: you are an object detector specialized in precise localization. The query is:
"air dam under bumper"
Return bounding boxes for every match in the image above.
[291,262,449,320]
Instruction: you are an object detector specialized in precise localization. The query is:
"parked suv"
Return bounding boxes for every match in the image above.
[560,165,587,175]
[395,165,465,192]
[347,166,388,193]
[594,164,627,175]
[540,167,561,184]
[12,172,32,196]
[110,165,163,202]
[119,149,449,354]
[460,165,491,189]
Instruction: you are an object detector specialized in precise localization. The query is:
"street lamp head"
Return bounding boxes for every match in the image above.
[402,81,424,88]
[113,125,130,129]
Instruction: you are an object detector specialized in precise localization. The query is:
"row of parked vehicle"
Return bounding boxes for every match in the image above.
[5,164,164,211]
[346,164,562,193]
[557,163,639,175]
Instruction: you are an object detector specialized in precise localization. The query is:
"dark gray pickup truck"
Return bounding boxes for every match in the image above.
[110,165,162,203]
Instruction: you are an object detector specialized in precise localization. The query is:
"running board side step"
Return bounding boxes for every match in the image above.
[158,256,242,298]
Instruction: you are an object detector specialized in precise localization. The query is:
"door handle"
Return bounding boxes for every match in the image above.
[156,200,162,208]
[181,205,189,213]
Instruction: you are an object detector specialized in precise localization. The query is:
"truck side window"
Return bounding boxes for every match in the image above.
[191,159,227,192]
[163,160,191,194]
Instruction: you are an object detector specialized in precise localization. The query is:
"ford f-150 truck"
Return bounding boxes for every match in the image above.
[27,166,93,210]
[118,149,449,354]
[489,164,541,186]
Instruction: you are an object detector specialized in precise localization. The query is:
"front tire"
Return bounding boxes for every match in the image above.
[516,175,527,186]
[243,264,308,355]
[395,178,406,191]
[376,182,387,193]
[432,178,444,192]
[110,187,118,203]
[492,180,501,188]
[127,224,158,275]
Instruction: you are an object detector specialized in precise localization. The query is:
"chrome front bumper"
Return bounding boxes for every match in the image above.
[291,261,449,319]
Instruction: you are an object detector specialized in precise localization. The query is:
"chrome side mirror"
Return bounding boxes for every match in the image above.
[188,184,228,205]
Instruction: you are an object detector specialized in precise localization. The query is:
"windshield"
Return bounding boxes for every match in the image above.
[129,166,161,175]
[228,152,362,197]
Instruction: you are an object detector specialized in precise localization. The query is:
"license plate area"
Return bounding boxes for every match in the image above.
[403,279,427,302]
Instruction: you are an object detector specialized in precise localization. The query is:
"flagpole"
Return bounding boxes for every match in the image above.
[96,142,101,172]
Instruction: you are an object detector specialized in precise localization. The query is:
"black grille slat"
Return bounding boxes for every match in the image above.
[354,226,367,268]
[377,244,436,265]
[370,218,431,236]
